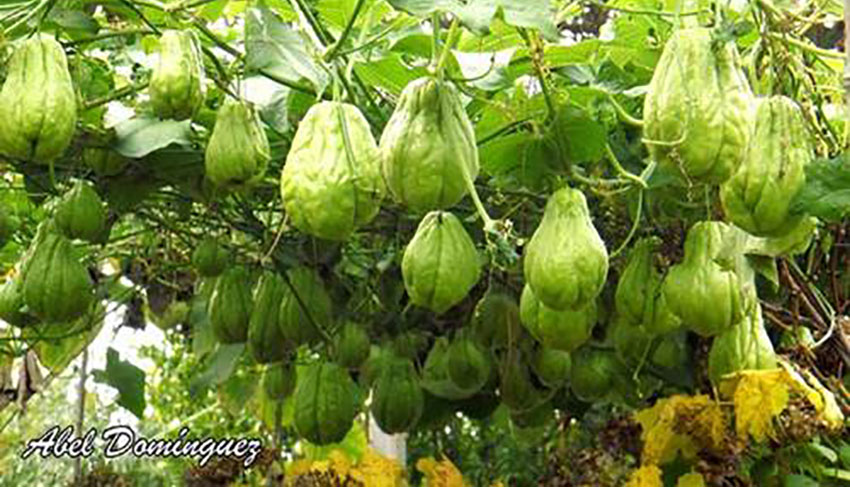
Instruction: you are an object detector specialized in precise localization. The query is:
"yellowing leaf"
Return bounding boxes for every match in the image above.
[730,369,789,441]
[676,472,706,487]
[351,449,405,487]
[417,456,467,487]
[635,395,726,465]
[788,361,845,429]
[625,465,663,487]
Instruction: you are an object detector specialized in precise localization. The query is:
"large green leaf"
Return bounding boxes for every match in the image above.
[92,348,147,419]
[113,117,193,159]
[244,6,330,93]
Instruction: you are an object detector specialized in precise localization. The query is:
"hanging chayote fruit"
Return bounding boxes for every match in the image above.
[0,276,35,327]
[519,284,596,353]
[21,230,93,323]
[720,96,812,237]
[278,266,333,346]
[446,330,491,393]
[401,211,480,314]
[263,361,296,401]
[0,34,77,163]
[191,239,230,277]
[615,238,681,335]
[380,77,479,213]
[54,181,107,243]
[470,289,522,348]
[569,347,623,403]
[248,271,289,363]
[281,102,384,241]
[207,266,254,344]
[662,221,746,337]
[294,361,359,445]
[204,98,270,188]
[149,30,205,120]
[420,337,480,400]
[707,305,777,385]
[530,347,572,388]
[334,321,371,369]
[643,28,754,184]
[524,187,608,311]
[370,355,424,434]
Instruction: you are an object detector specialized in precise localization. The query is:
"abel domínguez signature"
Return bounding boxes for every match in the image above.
[21,425,263,467]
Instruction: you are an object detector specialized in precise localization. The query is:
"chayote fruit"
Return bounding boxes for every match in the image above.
[720,96,812,237]
[370,354,424,434]
[420,337,480,400]
[643,28,754,184]
[615,238,681,335]
[524,187,608,311]
[662,221,746,337]
[519,284,596,353]
[569,347,622,403]
[149,30,205,120]
[401,211,480,314]
[83,146,128,177]
[446,331,491,393]
[530,346,572,388]
[278,266,333,346]
[0,276,36,327]
[470,289,523,348]
[334,321,371,369]
[707,304,777,385]
[0,34,77,163]
[263,361,296,401]
[248,271,289,363]
[191,238,230,277]
[204,98,270,188]
[54,181,107,243]
[294,361,359,445]
[380,77,479,213]
[281,102,384,241]
[21,231,93,323]
[207,266,254,344]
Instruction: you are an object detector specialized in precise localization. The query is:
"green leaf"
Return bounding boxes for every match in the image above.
[549,105,607,164]
[457,0,559,41]
[354,54,429,96]
[244,6,329,93]
[782,474,819,487]
[45,9,100,37]
[113,117,193,158]
[792,155,850,222]
[92,348,147,419]
[189,344,245,395]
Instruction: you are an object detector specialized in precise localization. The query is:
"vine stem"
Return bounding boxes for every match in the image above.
[583,0,706,17]
[323,0,367,61]
[606,93,644,127]
[766,31,844,60]
[2,0,49,35]
[434,18,461,77]
[605,144,646,188]
[610,188,644,258]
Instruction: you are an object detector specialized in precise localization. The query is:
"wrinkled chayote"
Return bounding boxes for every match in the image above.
[720,96,812,237]
[643,28,754,184]
[0,34,77,163]
[281,102,384,241]
[524,187,608,311]
[519,284,596,353]
[205,98,270,188]
[401,211,480,314]
[662,221,746,337]
[707,304,777,385]
[380,77,479,213]
[149,30,205,120]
